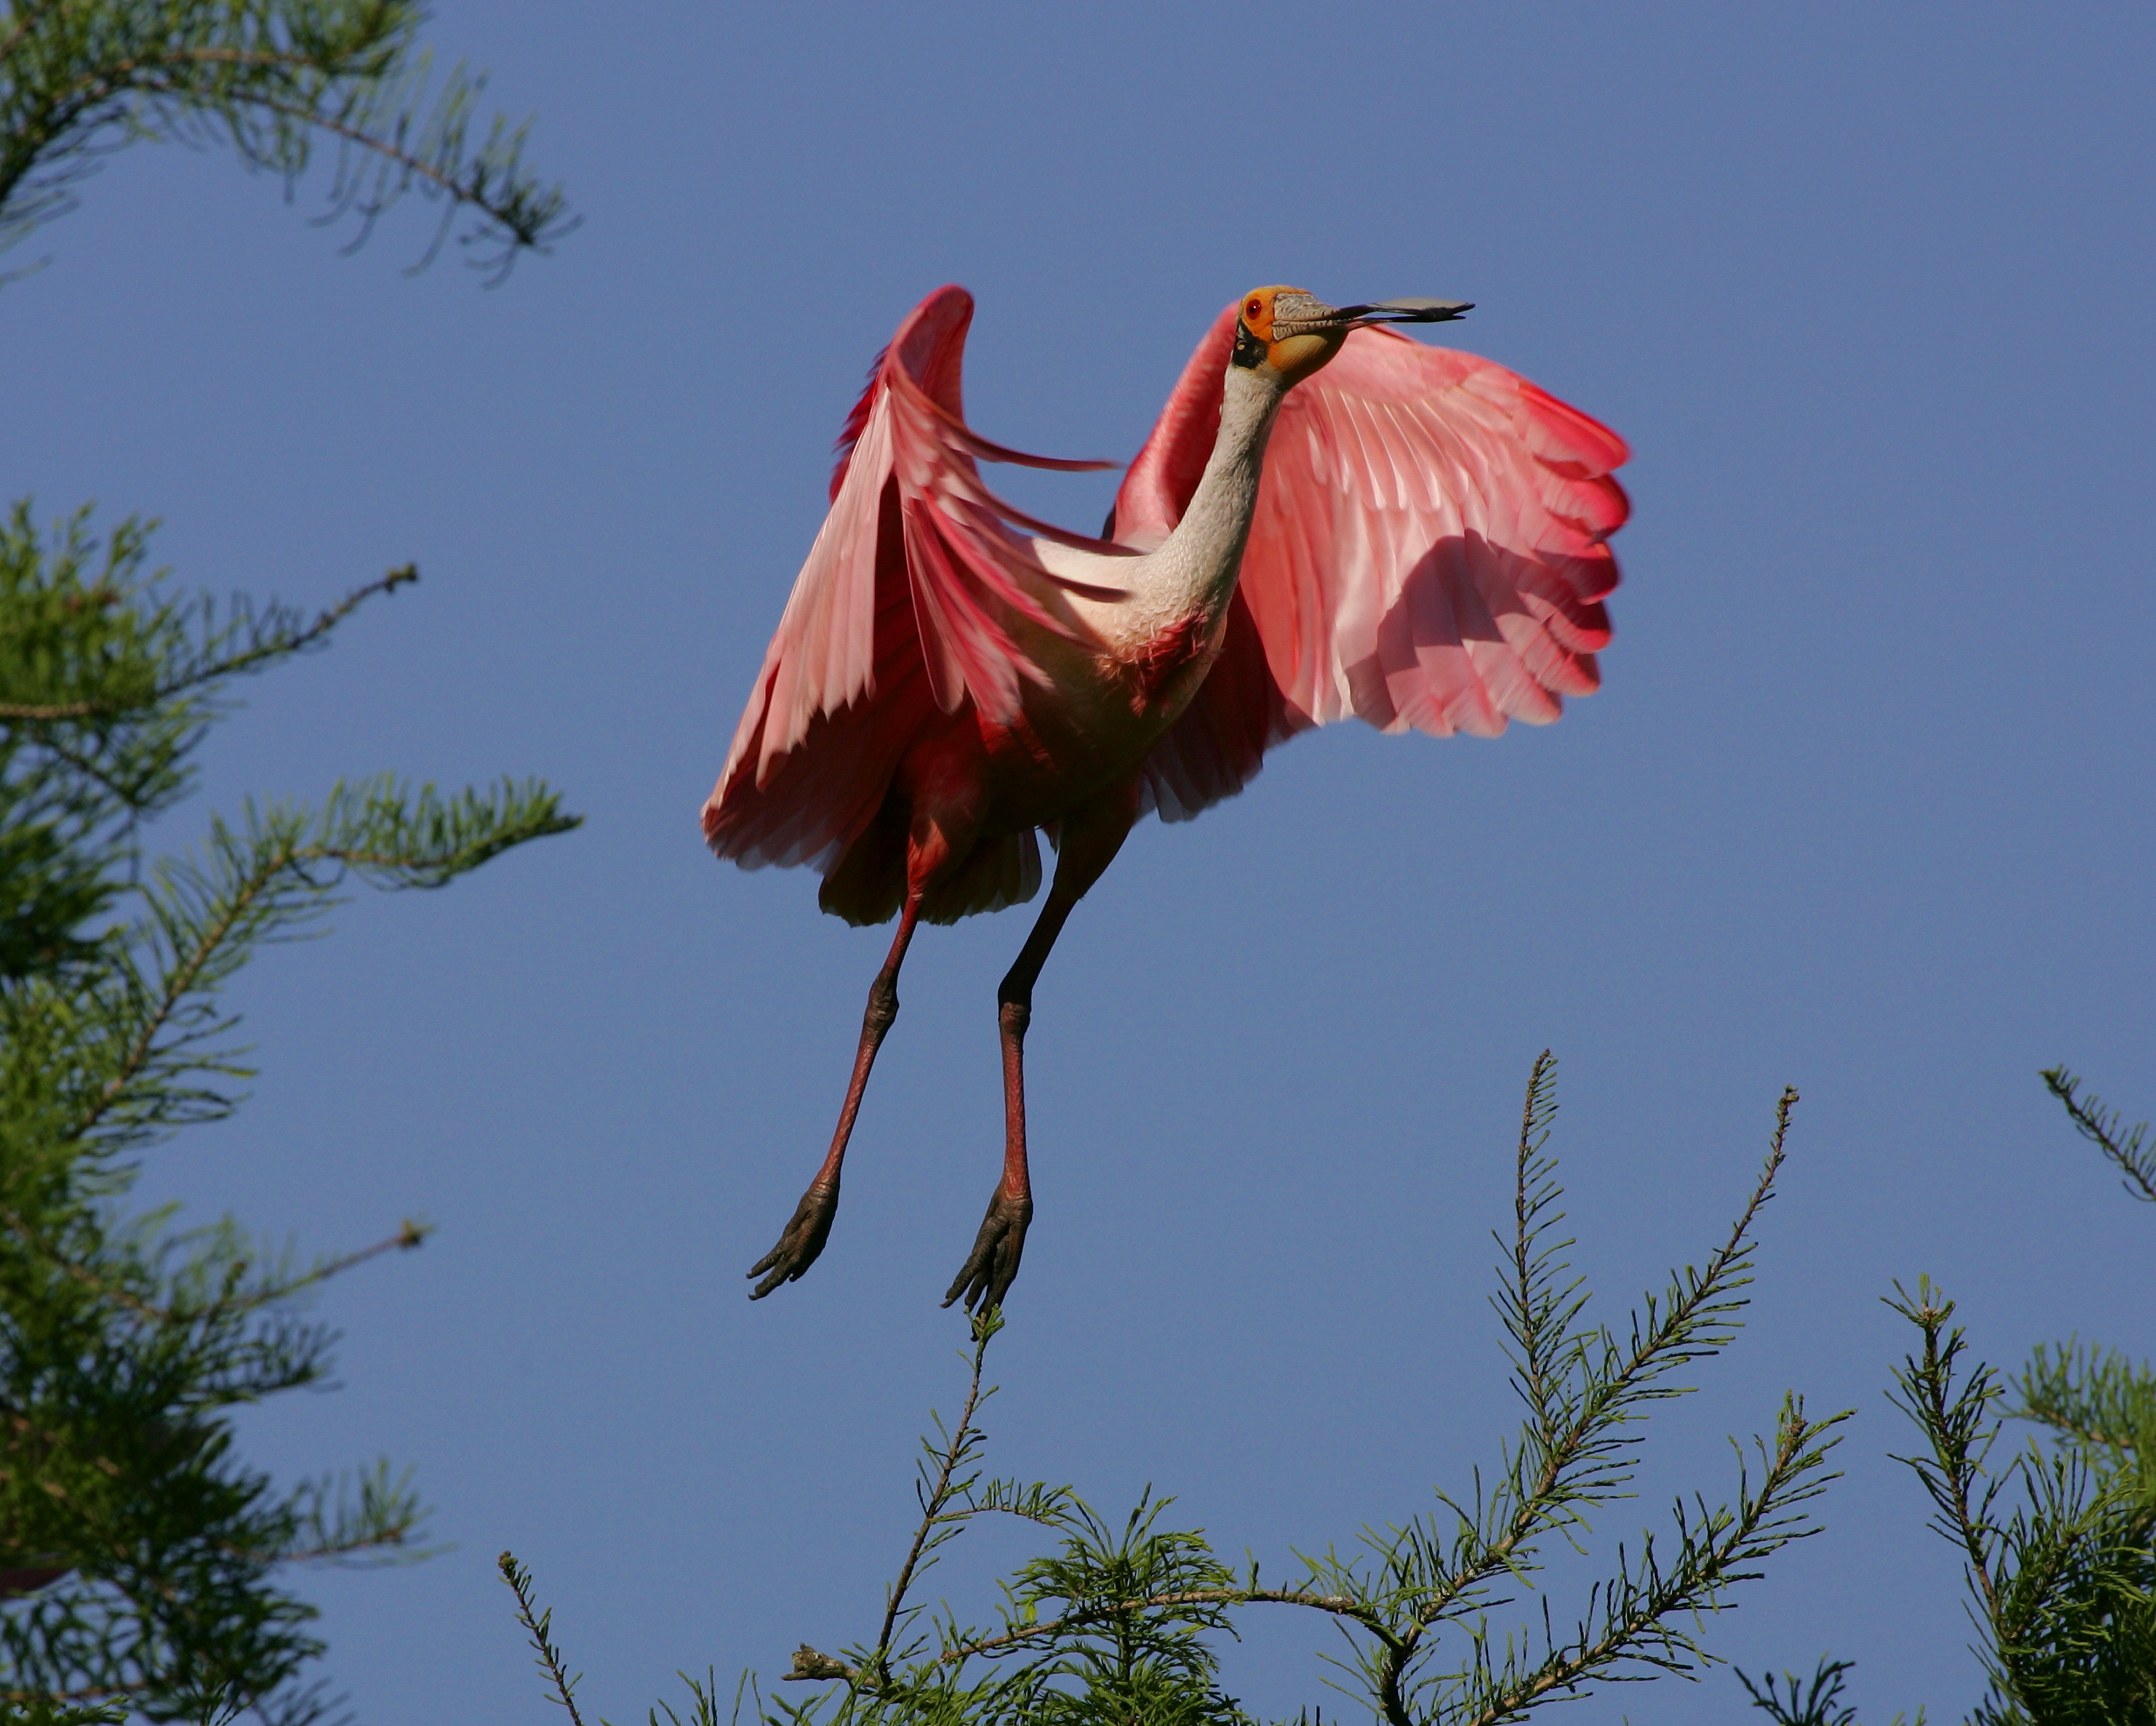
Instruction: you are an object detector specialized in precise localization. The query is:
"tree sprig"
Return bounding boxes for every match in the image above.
[523,1060,1843,1726]
[0,0,575,281]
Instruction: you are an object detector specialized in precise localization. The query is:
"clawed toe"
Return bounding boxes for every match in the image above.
[943,1187,1031,1311]
[747,1182,839,1299]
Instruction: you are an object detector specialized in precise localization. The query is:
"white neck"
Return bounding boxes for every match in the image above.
[1126,363,1287,634]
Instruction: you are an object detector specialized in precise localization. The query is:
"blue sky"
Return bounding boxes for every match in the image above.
[6,3,2154,1720]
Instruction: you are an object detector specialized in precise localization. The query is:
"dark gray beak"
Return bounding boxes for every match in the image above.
[1331,297,1473,326]
[1268,293,1473,338]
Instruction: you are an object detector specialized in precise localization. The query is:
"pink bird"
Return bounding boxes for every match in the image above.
[706,284,1629,1310]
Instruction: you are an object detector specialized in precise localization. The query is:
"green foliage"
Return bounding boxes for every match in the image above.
[0,9,566,1712]
[507,1058,1847,1726]
[1745,1071,2156,1726]
[500,1551,591,1726]
[1885,1277,2156,1724]
[0,503,578,1721]
[2042,1066,2156,1207]
[1739,1657,1865,1726]
[0,0,575,278]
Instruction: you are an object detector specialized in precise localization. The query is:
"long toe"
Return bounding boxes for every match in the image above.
[748,1246,804,1300]
[942,1191,1030,1312]
[747,1184,838,1300]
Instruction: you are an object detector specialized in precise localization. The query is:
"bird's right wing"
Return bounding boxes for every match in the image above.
[1116,303,1629,822]
[705,285,1119,871]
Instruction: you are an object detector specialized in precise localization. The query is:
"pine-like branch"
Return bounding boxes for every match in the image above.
[67,774,578,1148]
[0,0,574,278]
[1351,1079,1808,1723]
[499,1551,589,1726]
[867,1306,1007,1680]
[2042,1067,2156,1206]
[0,564,417,723]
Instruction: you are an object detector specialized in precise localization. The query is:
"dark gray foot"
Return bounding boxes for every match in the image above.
[748,1181,838,1299]
[942,1186,1031,1312]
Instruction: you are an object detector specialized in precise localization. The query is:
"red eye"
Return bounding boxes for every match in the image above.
[1245,299,1263,319]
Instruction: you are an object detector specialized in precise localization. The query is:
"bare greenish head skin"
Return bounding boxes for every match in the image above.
[1232,285,1475,382]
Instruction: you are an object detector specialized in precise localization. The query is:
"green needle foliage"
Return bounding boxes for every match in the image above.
[1742,1071,2156,1726]
[1738,1657,1865,1726]
[2042,1067,2156,1208]
[0,0,575,279]
[506,1057,1849,1726]
[1884,1280,2155,1723]
[0,501,579,1723]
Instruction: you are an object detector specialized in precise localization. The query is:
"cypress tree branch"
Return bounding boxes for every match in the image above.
[0,0,574,278]
[926,1585,1385,1670]
[1338,1079,1819,1724]
[2042,1067,2156,1205]
[1886,1283,2010,1631]
[3,538,575,1717]
[0,564,417,722]
[868,1306,1005,1679]
[499,1551,589,1726]
[68,776,577,1145]
[621,1067,1842,1726]
[2015,1340,2153,1463]
[1884,1272,2156,1724]
[3,10,573,1710]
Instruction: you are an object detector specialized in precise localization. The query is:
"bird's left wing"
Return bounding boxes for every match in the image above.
[706,285,1118,871]
[1121,304,1629,822]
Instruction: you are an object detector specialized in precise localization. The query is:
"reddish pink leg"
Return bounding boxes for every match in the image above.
[945,785,1136,1312]
[748,891,923,1298]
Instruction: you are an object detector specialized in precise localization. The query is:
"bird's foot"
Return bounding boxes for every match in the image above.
[747,1180,839,1299]
[943,1185,1031,1312]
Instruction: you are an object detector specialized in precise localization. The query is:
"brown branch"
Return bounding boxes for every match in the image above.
[0,1203,425,1347]
[874,1325,995,1664]
[231,87,552,239]
[499,1551,589,1726]
[0,1204,172,1323]
[2015,1386,2132,1454]
[932,1586,1388,1670]
[257,1520,425,1565]
[220,1218,432,1316]
[0,1677,153,1707]
[2045,1416,2132,1452]
[1373,1086,1797,1721]
[24,36,403,154]
[0,0,65,67]
[1462,1407,1822,1726]
[72,843,293,1139]
[0,567,415,723]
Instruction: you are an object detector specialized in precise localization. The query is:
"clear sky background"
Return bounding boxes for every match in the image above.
[6,3,2154,1720]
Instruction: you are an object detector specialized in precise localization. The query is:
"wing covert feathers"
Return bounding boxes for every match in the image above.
[1121,304,1629,822]
[703,285,1113,878]
[706,289,1631,899]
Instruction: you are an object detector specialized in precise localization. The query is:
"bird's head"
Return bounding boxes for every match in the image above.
[1233,286,1473,384]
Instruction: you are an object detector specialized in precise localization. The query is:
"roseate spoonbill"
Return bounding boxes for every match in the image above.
[706,285,1629,1310]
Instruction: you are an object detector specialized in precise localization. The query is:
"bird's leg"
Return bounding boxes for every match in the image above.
[940,888,1073,1313]
[748,890,923,1298]
[945,784,1136,1312]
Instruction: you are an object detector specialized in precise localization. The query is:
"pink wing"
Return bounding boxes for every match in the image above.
[1119,304,1629,822]
[705,285,1116,871]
